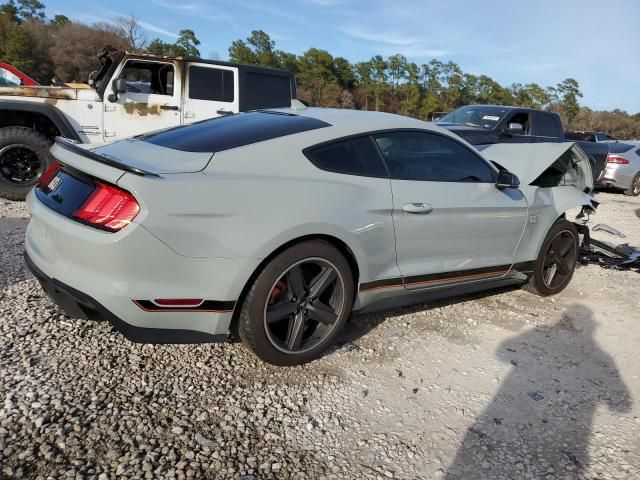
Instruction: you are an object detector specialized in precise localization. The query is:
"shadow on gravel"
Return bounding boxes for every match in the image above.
[334,285,521,351]
[635,208,640,219]
[0,216,30,288]
[444,304,632,479]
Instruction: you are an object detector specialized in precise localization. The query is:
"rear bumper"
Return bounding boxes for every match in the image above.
[25,251,228,344]
[597,164,636,189]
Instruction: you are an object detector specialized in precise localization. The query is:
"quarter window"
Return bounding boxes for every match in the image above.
[119,61,174,96]
[188,66,234,102]
[305,136,389,178]
[373,131,494,183]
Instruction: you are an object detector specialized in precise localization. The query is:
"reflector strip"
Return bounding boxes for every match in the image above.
[133,300,235,313]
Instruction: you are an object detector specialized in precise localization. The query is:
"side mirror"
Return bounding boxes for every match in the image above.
[501,122,524,136]
[108,78,128,102]
[113,78,127,93]
[496,170,520,190]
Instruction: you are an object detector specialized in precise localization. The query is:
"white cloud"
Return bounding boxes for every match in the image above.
[341,25,449,57]
[136,20,179,39]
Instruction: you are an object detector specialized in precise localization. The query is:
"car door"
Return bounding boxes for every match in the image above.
[373,130,529,290]
[182,63,239,124]
[102,59,182,141]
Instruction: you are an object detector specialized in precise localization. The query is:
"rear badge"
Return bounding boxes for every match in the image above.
[47,176,63,192]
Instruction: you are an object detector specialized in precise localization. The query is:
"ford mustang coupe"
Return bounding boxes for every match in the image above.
[25,105,596,365]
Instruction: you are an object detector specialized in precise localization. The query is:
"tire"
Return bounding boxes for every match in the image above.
[524,219,579,296]
[623,173,640,196]
[238,240,354,366]
[0,127,54,201]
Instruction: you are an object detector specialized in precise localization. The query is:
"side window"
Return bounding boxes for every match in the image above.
[534,112,560,137]
[188,66,234,102]
[373,131,494,183]
[506,112,531,134]
[0,67,22,86]
[305,136,388,178]
[119,61,174,96]
[636,149,640,158]
[606,135,615,141]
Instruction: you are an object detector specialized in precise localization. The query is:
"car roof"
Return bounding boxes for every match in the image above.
[273,106,446,136]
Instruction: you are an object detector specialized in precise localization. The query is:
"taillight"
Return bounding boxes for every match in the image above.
[73,181,139,232]
[38,161,60,187]
[606,155,629,165]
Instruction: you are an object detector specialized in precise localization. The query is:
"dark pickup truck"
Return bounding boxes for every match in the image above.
[436,105,609,181]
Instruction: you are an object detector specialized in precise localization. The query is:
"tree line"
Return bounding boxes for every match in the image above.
[1,1,639,139]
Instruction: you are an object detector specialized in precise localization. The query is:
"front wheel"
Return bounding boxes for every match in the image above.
[524,220,579,296]
[0,127,54,201]
[238,240,354,366]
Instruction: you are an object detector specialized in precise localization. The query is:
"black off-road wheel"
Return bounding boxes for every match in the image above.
[238,240,354,366]
[0,127,54,201]
[623,173,640,196]
[524,219,579,296]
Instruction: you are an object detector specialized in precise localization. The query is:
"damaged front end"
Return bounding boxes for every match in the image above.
[482,142,639,273]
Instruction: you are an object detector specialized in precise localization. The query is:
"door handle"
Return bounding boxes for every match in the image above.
[160,105,180,111]
[402,203,434,214]
[217,109,234,115]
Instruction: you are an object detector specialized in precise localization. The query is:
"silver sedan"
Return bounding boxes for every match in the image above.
[25,106,596,365]
[598,142,640,196]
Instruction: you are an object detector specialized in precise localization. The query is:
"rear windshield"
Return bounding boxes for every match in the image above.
[607,143,635,154]
[142,111,330,153]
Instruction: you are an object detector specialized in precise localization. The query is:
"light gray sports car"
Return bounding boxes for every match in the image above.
[25,105,597,365]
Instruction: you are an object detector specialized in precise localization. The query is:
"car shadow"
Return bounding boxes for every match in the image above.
[635,208,640,220]
[331,284,521,352]
[444,304,632,479]
[0,216,30,288]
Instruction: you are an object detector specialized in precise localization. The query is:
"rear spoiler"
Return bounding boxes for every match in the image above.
[55,137,160,178]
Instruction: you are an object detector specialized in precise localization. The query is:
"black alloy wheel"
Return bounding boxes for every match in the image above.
[238,240,354,365]
[541,230,578,290]
[263,258,345,354]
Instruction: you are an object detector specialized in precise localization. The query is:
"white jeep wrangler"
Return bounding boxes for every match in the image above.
[0,47,297,200]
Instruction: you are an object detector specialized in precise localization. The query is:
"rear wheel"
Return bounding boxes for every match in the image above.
[524,220,579,296]
[623,173,640,196]
[0,127,53,201]
[238,240,354,365]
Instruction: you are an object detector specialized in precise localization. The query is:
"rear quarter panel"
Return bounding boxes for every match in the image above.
[116,134,400,299]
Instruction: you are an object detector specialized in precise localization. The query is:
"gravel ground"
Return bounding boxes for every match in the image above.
[1,191,639,480]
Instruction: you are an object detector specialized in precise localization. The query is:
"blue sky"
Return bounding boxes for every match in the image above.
[45,0,640,113]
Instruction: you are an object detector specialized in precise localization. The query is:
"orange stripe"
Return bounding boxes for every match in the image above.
[360,269,516,292]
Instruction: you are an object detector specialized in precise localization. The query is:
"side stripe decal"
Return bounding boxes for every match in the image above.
[359,261,534,293]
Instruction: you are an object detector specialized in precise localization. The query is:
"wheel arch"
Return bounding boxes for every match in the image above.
[0,101,80,141]
[228,233,361,339]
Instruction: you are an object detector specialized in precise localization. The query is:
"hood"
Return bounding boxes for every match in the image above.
[482,142,594,193]
[94,138,214,175]
[0,85,100,101]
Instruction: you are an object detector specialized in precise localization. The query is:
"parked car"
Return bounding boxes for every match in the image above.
[0,62,38,87]
[436,105,609,183]
[598,142,640,195]
[25,107,597,365]
[0,47,297,200]
[565,131,616,142]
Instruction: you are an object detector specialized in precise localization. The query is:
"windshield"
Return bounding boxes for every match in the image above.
[0,67,22,87]
[439,106,510,129]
